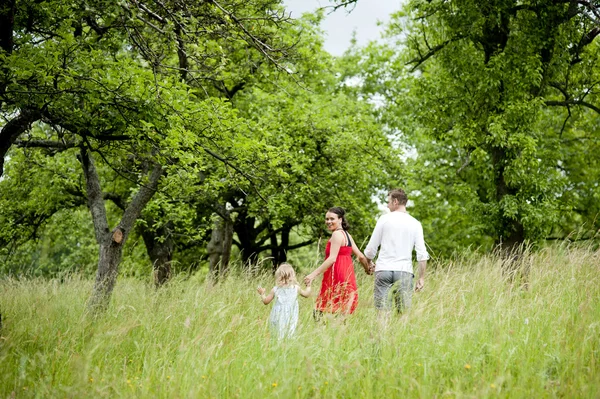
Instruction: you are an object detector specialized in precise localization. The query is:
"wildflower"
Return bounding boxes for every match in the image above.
[272,382,278,388]
[298,386,302,390]
[89,378,94,383]
[490,384,496,389]
[202,375,207,379]
[325,381,328,385]
[127,379,131,384]
[464,364,471,370]
[167,376,171,380]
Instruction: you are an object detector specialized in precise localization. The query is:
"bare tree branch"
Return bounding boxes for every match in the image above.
[407,36,467,72]
[321,1,358,14]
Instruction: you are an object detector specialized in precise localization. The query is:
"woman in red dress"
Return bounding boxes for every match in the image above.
[304,207,372,315]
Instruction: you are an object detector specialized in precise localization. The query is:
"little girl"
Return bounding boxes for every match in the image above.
[257,263,312,340]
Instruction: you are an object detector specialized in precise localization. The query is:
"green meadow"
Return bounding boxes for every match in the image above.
[1,246,599,398]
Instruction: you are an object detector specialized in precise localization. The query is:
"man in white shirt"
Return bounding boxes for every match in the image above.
[364,189,429,313]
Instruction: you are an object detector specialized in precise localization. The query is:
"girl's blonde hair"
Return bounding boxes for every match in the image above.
[275,263,297,287]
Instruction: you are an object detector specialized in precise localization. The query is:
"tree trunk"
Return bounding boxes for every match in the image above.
[140,220,174,287]
[87,231,126,311]
[80,147,163,312]
[491,145,525,255]
[207,215,225,276]
[0,0,15,55]
[0,0,15,104]
[221,214,233,274]
[207,211,233,278]
[270,226,290,268]
[270,231,279,269]
[234,209,262,266]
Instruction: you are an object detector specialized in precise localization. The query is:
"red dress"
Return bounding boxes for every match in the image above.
[315,235,359,314]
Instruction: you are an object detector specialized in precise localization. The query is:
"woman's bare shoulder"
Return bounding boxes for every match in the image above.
[329,230,345,242]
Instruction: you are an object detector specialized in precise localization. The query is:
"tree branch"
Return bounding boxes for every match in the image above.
[0,108,41,177]
[545,99,600,114]
[570,27,600,64]
[201,145,268,203]
[285,239,316,251]
[209,0,289,71]
[407,35,467,72]
[79,146,110,244]
[14,139,78,150]
[103,192,127,211]
[118,163,163,241]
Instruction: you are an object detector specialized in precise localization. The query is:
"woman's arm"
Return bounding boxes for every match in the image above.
[257,286,275,305]
[349,233,373,274]
[303,231,344,285]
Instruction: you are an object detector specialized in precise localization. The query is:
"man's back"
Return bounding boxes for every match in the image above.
[365,211,428,273]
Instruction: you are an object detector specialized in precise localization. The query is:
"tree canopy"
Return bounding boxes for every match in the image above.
[343,0,600,255]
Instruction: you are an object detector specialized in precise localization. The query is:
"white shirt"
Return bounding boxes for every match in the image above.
[364,211,429,274]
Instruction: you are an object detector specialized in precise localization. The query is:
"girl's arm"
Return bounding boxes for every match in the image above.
[257,286,275,305]
[297,284,312,298]
[304,231,344,285]
[349,233,373,274]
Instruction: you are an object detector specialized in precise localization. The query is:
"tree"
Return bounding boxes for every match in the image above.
[348,0,600,255]
[0,0,304,306]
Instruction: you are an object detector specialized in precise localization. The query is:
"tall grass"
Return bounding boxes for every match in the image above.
[1,246,599,398]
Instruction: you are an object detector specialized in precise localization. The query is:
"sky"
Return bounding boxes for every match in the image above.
[282,0,402,56]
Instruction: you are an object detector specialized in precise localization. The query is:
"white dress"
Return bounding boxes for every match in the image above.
[269,285,299,340]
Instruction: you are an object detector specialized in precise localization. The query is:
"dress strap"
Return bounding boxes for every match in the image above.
[343,230,352,247]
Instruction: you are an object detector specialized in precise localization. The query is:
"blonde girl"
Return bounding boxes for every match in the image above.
[258,263,311,340]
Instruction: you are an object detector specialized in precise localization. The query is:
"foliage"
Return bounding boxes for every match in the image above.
[0,2,401,278]
[345,0,600,256]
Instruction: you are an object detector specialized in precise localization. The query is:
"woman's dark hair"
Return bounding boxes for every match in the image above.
[328,207,350,230]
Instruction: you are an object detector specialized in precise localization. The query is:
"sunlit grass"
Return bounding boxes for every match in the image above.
[1,245,599,398]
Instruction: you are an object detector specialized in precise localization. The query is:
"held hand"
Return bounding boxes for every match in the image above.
[365,261,375,275]
[257,286,266,295]
[415,278,425,292]
[304,273,316,286]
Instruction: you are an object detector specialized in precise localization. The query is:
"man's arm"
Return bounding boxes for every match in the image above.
[414,223,429,291]
[415,260,426,291]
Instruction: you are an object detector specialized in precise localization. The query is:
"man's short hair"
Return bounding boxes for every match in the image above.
[389,189,408,206]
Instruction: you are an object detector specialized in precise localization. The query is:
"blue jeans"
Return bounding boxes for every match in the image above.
[374,271,413,312]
